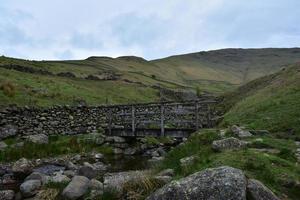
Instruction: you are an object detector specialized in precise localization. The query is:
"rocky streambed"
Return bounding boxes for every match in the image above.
[0,133,183,199]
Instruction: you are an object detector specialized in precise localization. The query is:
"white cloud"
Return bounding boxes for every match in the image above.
[0,0,299,60]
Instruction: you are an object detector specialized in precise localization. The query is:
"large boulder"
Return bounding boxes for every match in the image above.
[20,180,42,198]
[26,134,49,144]
[0,190,15,200]
[231,125,252,138]
[212,137,248,152]
[25,172,49,185]
[12,158,34,174]
[247,179,280,200]
[62,176,90,200]
[146,166,247,200]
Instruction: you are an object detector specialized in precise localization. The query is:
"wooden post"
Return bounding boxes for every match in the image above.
[108,108,112,135]
[160,104,165,137]
[195,102,199,130]
[132,105,135,136]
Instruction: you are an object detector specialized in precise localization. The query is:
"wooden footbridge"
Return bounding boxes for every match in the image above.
[104,99,217,138]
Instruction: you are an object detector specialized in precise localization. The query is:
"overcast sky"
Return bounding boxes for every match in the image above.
[0,0,299,60]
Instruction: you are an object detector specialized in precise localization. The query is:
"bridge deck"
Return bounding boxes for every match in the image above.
[105,128,195,138]
[103,99,217,138]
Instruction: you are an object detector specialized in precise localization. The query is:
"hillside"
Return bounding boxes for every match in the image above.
[222,63,300,136]
[0,48,300,107]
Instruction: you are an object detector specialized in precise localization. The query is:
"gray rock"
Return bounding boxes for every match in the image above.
[231,125,252,138]
[112,143,129,149]
[0,125,17,140]
[247,179,280,200]
[25,172,49,185]
[113,148,124,154]
[219,129,226,137]
[92,162,108,172]
[94,153,104,160]
[107,136,126,143]
[64,170,76,178]
[12,158,34,174]
[33,164,65,176]
[104,170,148,193]
[180,155,197,168]
[62,176,90,200]
[0,190,15,200]
[146,166,247,200]
[157,169,175,177]
[0,141,8,151]
[1,173,17,185]
[157,147,167,156]
[26,134,49,144]
[212,137,248,152]
[89,178,103,191]
[148,156,165,164]
[51,173,71,183]
[78,166,97,179]
[66,161,78,170]
[20,180,42,198]
[124,147,138,155]
[151,150,160,157]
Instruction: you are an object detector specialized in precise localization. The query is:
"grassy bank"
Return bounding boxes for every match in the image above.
[0,135,113,162]
[221,64,300,137]
[155,129,300,199]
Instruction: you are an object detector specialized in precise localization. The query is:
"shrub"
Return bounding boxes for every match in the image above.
[0,81,16,97]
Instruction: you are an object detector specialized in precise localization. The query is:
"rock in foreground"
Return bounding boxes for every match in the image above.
[147,166,281,200]
[62,176,90,200]
[20,180,42,198]
[247,179,280,200]
[147,166,247,200]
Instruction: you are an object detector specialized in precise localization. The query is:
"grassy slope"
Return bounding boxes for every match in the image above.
[152,48,300,85]
[222,63,300,135]
[156,130,300,199]
[1,48,300,106]
[0,68,159,107]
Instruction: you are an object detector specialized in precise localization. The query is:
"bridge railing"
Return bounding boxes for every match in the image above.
[104,100,217,137]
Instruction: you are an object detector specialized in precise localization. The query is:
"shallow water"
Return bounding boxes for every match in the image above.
[104,154,150,172]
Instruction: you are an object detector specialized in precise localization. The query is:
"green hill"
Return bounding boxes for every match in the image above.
[222,63,300,136]
[0,48,300,107]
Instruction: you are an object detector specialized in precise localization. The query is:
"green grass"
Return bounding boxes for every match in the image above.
[2,48,299,106]
[0,68,159,107]
[0,135,113,162]
[155,129,300,199]
[222,64,300,137]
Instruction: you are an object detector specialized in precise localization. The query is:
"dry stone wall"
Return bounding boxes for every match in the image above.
[0,106,107,139]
